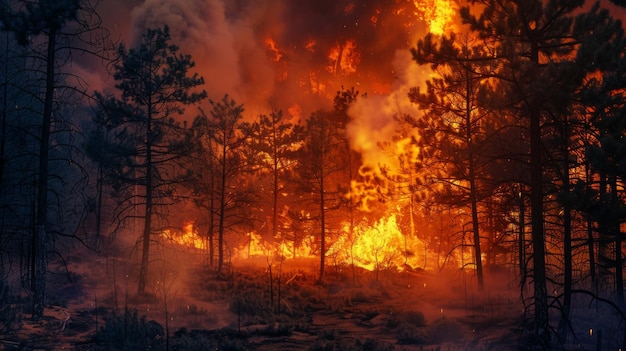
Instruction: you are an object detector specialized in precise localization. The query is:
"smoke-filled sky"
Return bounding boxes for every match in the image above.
[94,0,449,173]
[96,0,438,109]
[91,0,625,172]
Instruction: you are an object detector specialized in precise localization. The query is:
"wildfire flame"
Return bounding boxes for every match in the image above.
[328,40,360,75]
[162,223,205,250]
[162,0,464,274]
[328,214,426,271]
[413,0,457,36]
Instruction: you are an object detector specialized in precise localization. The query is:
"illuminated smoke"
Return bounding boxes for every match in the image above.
[346,0,457,175]
[129,0,279,110]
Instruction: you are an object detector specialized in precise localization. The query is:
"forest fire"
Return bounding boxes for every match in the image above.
[3,0,626,350]
[161,0,465,275]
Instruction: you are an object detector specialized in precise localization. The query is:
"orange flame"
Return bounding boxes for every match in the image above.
[265,36,283,62]
[161,222,205,250]
[328,40,360,75]
[413,0,456,36]
[328,214,426,271]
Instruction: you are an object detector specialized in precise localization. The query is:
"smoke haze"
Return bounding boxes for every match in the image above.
[96,0,438,116]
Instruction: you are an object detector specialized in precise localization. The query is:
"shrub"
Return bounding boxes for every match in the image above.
[96,308,164,351]
[263,322,294,336]
[308,337,394,351]
[357,338,395,351]
[396,323,427,344]
[173,333,247,351]
[173,328,248,351]
[404,310,426,327]
[308,339,357,351]
[0,278,21,333]
[429,317,463,343]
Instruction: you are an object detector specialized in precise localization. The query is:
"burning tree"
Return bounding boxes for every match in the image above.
[247,109,304,244]
[295,108,352,283]
[192,95,255,275]
[409,34,504,290]
[88,26,206,296]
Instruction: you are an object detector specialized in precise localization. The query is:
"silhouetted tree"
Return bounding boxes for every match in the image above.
[0,0,110,320]
[410,34,504,290]
[193,95,253,275]
[87,26,206,296]
[247,109,303,244]
[295,109,348,283]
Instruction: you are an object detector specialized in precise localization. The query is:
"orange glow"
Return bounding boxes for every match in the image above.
[304,39,317,53]
[162,222,205,250]
[413,0,456,36]
[162,214,480,273]
[234,231,273,259]
[328,214,426,271]
[327,40,360,75]
[287,103,302,121]
[159,0,469,274]
[265,36,288,82]
[265,37,283,62]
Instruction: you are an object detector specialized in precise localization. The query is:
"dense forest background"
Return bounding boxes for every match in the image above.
[1,0,626,349]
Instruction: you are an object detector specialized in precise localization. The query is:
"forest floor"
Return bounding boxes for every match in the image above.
[0,245,619,350]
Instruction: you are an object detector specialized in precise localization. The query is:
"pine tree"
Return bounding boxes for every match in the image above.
[88,25,206,296]
[0,0,108,320]
[192,95,253,275]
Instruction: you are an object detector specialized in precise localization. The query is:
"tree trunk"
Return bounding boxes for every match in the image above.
[217,144,227,275]
[611,175,624,307]
[208,170,215,267]
[138,105,154,296]
[529,41,549,349]
[0,32,8,193]
[519,188,525,279]
[33,27,57,320]
[319,172,325,284]
[558,122,572,344]
[465,71,484,290]
[95,164,103,253]
[272,122,279,241]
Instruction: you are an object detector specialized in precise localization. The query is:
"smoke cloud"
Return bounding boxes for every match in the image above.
[346,48,429,172]
[99,0,438,118]
[127,0,278,111]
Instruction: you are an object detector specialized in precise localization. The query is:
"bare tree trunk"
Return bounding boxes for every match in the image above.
[611,175,624,307]
[319,172,325,284]
[558,121,572,344]
[33,27,57,320]
[518,188,525,279]
[529,40,549,348]
[272,125,279,240]
[0,32,8,194]
[217,145,226,275]
[465,71,484,290]
[138,106,154,296]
